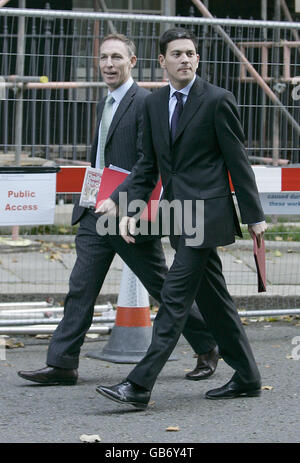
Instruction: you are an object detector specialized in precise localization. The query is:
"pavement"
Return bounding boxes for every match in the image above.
[0,319,299,443]
[0,235,300,310]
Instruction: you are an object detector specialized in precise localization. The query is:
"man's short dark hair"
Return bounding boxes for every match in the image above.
[100,33,136,57]
[159,28,198,56]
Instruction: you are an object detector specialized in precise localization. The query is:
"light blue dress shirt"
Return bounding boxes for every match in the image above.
[95,77,134,169]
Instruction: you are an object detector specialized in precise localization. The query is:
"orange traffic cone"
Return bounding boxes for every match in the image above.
[87,262,153,363]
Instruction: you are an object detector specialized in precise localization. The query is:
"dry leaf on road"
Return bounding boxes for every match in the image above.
[262,385,274,390]
[166,426,180,432]
[5,338,24,349]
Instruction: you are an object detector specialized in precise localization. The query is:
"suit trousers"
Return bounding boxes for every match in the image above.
[46,211,216,369]
[127,235,261,390]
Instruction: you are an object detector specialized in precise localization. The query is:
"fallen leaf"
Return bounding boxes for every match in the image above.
[273,250,282,257]
[5,338,24,349]
[234,259,243,264]
[275,236,283,241]
[262,385,274,390]
[60,243,71,249]
[35,334,52,339]
[184,369,192,372]
[49,251,63,262]
[79,434,101,443]
[166,426,180,432]
[86,334,100,339]
[149,401,155,406]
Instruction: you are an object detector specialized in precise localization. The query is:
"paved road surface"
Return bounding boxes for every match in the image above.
[0,320,299,443]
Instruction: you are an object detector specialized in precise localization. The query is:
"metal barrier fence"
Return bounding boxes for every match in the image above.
[0,7,300,164]
[0,8,299,317]
[0,220,300,312]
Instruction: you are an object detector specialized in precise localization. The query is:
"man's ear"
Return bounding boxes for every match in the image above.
[158,54,165,68]
[130,55,137,68]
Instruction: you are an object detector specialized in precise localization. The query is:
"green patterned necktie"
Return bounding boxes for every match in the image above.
[99,94,115,169]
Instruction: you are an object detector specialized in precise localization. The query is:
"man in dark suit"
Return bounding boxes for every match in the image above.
[97,28,267,408]
[18,33,218,386]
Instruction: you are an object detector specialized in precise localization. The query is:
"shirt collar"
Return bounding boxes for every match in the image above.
[108,76,134,104]
[169,75,196,100]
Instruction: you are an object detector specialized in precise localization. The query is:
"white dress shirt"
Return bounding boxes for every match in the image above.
[168,75,196,126]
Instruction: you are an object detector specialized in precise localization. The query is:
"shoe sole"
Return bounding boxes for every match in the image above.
[96,387,148,410]
[205,389,261,400]
[18,373,77,386]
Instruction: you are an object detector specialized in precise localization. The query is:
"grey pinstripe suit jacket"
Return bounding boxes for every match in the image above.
[72,82,149,226]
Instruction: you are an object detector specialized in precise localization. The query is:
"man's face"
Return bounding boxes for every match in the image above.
[99,39,137,90]
[159,38,199,89]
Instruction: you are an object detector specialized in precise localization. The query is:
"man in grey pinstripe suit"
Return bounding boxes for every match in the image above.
[18,34,218,386]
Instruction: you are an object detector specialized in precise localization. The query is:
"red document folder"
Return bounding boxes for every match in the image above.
[253,236,266,292]
[96,167,162,222]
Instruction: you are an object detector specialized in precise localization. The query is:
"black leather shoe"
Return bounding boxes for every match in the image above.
[96,380,150,410]
[205,378,261,400]
[18,366,78,385]
[185,346,219,381]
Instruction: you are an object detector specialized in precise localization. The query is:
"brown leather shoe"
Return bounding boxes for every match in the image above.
[185,346,219,381]
[18,366,78,385]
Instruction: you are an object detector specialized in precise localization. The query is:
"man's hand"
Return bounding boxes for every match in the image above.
[248,221,268,248]
[95,198,118,216]
[119,216,136,244]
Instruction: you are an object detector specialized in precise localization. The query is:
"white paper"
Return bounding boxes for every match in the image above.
[79,167,102,208]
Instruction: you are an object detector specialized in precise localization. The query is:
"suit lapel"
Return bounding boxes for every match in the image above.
[173,76,205,144]
[105,82,137,147]
[96,99,105,131]
[90,99,105,166]
[93,99,105,146]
